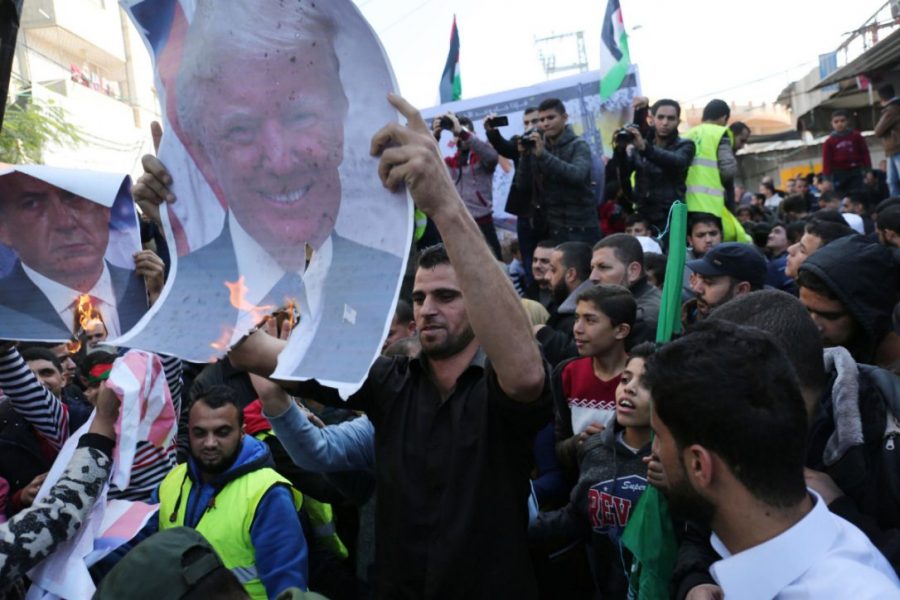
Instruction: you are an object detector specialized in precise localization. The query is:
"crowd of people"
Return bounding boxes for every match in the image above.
[0,69,899,600]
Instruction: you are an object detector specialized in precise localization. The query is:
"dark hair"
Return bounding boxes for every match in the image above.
[701,99,730,122]
[808,208,845,224]
[875,197,900,215]
[538,98,566,115]
[877,206,900,234]
[628,341,659,361]
[786,220,806,243]
[877,83,895,101]
[555,241,592,282]
[780,194,807,216]
[688,212,722,235]
[818,190,838,205]
[524,106,539,115]
[729,121,750,136]
[805,216,854,244]
[643,252,667,287]
[651,98,681,118]
[709,290,828,395]
[593,233,644,269]
[644,320,808,507]
[394,299,413,324]
[796,269,838,301]
[190,385,243,426]
[624,213,650,228]
[576,284,637,328]
[535,239,557,250]
[761,181,776,194]
[417,243,451,270]
[21,348,61,371]
[458,115,474,131]
[832,109,849,120]
[752,192,766,203]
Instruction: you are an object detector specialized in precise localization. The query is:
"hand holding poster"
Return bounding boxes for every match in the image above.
[0,165,147,343]
[118,0,411,397]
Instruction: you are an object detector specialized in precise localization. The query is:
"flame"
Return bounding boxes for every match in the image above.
[225,277,275,323]
[206,277,277,361]
[74,294,104,331]
[285,298,297,330]
[66,339,82,354]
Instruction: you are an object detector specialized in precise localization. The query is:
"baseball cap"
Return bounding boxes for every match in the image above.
[93,528,226,600]
[687,242,767,290]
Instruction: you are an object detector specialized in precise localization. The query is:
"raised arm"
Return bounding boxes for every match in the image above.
[0,386,118,584]
[0,346,68,451]
[371,94,545,403]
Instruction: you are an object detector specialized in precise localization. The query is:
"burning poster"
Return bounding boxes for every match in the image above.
[118,0,410,396]
[0,165,147,343]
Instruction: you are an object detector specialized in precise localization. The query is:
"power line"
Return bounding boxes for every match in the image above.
[686,60,817,102]
[381,0,437,33]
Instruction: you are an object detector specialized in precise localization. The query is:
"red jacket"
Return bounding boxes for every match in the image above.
[822,130,871,175]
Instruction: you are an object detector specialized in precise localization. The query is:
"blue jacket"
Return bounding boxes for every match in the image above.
[150,435,308,596]
[268,402,375,473]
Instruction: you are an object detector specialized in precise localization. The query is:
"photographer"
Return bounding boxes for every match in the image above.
[433,111,503,258]
[484,108,547,282]
[617,96,695,233]
[515,98,600,245]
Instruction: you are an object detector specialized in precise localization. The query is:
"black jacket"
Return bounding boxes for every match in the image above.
[799,234,899,364]
[516,125,598,229]
[621,133,695,229]
[671,348,900,598]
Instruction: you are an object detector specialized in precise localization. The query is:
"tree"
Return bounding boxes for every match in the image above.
[0,92,81,164]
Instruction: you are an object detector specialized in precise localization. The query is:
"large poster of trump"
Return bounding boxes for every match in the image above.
[0,165,148,343]
[118,0,411,396]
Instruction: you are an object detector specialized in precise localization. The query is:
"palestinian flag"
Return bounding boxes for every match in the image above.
[599,0,631,101]
[439,16,461,103]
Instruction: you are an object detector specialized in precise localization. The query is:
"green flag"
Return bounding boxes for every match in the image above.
[620,202,686,598]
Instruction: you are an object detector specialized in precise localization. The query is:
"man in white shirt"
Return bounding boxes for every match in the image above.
[645,320,900,599]
[0,173,148,341]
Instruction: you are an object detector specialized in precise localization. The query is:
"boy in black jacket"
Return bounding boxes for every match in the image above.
[531,342,657,598]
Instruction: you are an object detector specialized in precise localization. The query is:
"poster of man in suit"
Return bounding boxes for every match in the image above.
[0,165,148,342]
[118,0,411,396]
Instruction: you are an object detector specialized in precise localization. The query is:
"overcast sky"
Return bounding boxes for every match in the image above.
[353,0,886,110]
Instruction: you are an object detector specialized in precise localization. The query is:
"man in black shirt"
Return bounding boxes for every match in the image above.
[230,94,551,599]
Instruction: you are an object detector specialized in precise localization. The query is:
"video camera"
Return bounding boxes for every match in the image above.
[614,124,638,145]
[520,128,541,147]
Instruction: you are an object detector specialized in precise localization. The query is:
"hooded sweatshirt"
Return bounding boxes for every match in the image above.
[530,424,650,598]
[150,435,308,596]
[799,235,899,364]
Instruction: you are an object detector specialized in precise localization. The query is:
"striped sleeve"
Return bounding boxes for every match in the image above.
[159,353,183,417]
[0,348,69,451]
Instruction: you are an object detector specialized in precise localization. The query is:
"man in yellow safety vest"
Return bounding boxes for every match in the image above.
[157,385,307,599]
[684,99,751,243]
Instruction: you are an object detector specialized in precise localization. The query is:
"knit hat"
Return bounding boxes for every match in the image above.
[93,528,225,599]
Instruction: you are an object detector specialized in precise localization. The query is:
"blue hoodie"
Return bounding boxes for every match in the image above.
[149,435,308,596]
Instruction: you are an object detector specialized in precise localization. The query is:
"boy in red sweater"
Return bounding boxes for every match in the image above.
[822,109,871,196]
[551,284,636,472]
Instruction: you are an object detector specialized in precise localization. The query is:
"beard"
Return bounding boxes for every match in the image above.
[663,463,717,526]
[194,445,241,478]
[551,278,570,306]
[420,324,476,360]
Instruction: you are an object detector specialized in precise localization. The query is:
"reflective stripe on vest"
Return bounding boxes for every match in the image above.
[158,463,303,600]
[304,496,349,559]
[684,123,730,217]
[684,124,750,243]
